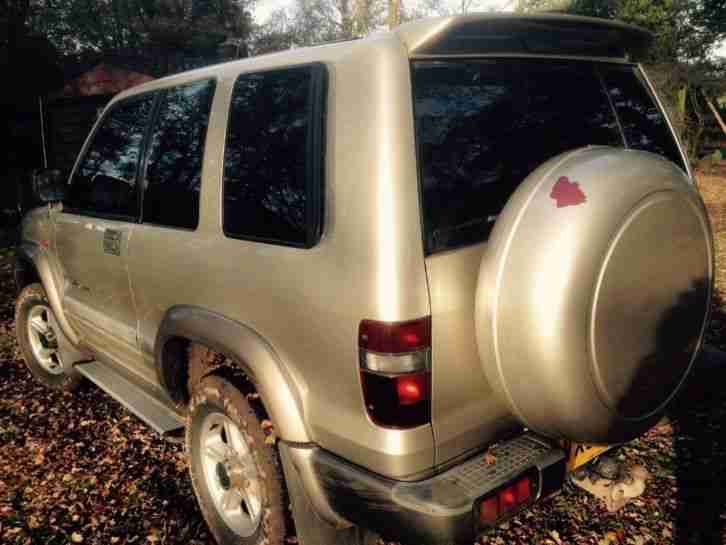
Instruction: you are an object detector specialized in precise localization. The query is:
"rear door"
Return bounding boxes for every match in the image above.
[55,92,156,368]
[411,59,689,466]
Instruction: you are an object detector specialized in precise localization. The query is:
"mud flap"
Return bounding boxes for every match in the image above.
[279,443,374,545]
[47,309,89,373]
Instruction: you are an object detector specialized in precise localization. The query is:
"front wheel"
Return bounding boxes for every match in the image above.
[186,375,287,545]
[15,283,81,391]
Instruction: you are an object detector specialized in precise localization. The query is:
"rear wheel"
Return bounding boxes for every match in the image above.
[187,375,287,545]
[15,283,81,391]
[186,353,381,545]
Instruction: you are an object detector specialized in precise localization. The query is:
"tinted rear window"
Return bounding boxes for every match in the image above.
[223,65,326,247]
[412,60,685,254]
[600,65,685,169]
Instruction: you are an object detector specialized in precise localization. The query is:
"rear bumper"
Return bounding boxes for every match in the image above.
[285,432,567,545]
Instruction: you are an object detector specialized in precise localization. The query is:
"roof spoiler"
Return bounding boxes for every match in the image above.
[397,14,653,60]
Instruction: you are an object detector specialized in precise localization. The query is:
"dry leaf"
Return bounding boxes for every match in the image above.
[484,451,497,465]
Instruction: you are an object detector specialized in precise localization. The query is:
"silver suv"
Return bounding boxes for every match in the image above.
[14,14,712,545]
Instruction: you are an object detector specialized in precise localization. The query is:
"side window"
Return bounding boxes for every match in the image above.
[223,65,325,247]
[143,79,215,229]
[600,65,687,172]
[67,94,155,218]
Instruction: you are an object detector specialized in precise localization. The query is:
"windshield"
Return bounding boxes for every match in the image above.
[412,59,686,255]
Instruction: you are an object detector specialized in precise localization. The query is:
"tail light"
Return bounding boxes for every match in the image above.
[477,472,536,526]
[359,317,431,428]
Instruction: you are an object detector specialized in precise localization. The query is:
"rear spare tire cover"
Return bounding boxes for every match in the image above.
[475,147,712,444]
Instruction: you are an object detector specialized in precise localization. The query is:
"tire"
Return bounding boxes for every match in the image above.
[15,283,81,391]
[187,343,218,397]
[187,375,287,545]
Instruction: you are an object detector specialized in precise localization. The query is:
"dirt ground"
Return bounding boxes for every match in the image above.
[2,170,726,545]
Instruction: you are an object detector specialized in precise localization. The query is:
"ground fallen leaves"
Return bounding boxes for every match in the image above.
[1,169,726,545]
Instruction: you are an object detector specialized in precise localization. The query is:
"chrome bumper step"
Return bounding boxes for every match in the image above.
[394,432,563,512]
[75,360,184,436]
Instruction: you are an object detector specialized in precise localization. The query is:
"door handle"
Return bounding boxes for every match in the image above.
[103,229,123,256]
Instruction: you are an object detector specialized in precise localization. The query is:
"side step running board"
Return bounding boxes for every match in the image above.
[75,360,184,436]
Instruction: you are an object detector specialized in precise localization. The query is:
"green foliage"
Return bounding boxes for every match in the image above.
[0,1,64,102]
[130,0,253,53]
[251,0,387,52]
[402,0,450,20]
[699,0,726,39]
[251,9,297,55]
[25,0,254,75]
[29,0,141,54]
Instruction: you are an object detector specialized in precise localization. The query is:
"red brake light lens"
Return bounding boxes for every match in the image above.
[515,476,531,503]
[500,485,517,512]
[359,317,431,353]
[477,474,534,526]
[478,496,498,523]
[361,371,431,428]
[396,373,428,406]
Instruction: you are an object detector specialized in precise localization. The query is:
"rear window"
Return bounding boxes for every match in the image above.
[600,65,685,169]
[412,60,685,254]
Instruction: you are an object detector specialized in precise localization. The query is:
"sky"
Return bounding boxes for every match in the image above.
[252,0,726,58]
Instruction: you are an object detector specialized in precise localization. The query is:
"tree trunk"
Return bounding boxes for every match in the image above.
[388,0,400,29]
[706,97,726,138]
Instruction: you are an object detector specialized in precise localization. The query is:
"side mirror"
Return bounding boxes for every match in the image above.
[32,169,67,204]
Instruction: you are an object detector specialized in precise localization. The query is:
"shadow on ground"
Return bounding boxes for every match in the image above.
[668,293,726,545]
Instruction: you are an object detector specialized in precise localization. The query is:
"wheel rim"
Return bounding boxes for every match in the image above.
[199,412,263,537]
[27,305,64,375]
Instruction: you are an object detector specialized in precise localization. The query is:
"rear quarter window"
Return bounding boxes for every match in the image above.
[223,64,326,247]
[412,60,686,255]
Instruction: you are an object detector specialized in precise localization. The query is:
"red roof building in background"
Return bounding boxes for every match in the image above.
[54,63,154,98]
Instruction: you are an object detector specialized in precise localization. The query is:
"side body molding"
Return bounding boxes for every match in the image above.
[15,241,81,348]
[155,305,311,443]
